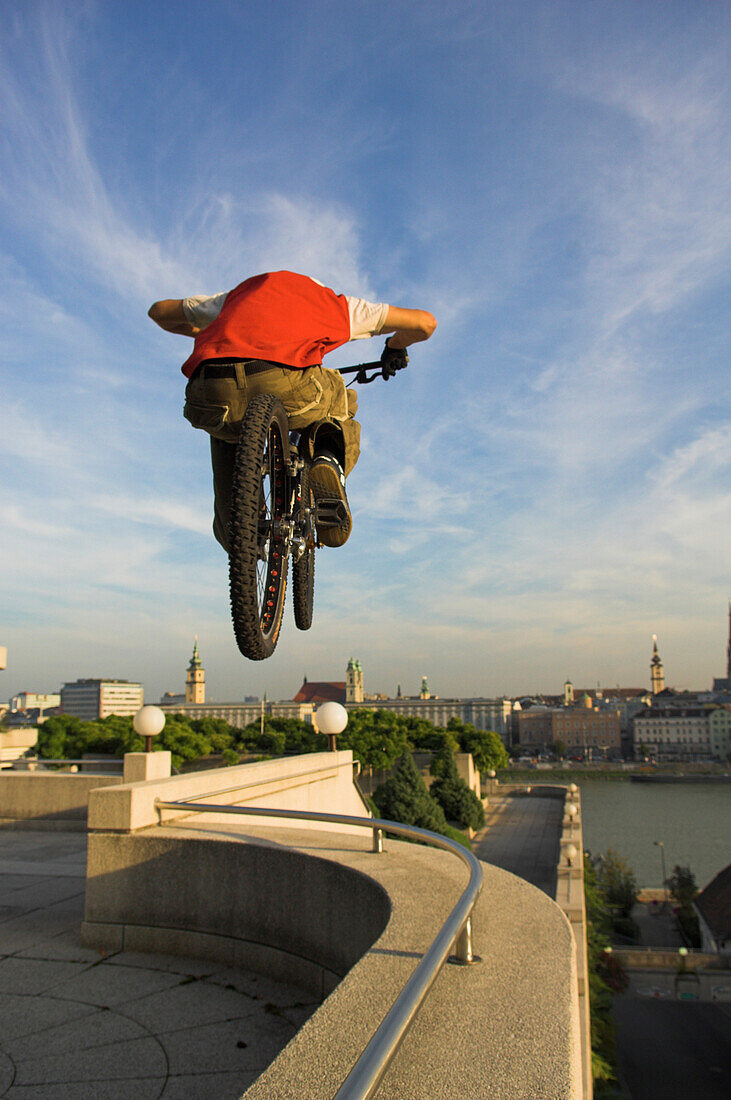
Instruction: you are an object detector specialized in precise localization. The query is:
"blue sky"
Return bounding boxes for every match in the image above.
[2,0,729,705]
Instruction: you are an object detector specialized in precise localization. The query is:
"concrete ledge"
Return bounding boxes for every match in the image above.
[87,751,368,834]
[83,817,583,1099]
[0,772,123,824]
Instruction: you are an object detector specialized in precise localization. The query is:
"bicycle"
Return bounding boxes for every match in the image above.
[228,356,408,660]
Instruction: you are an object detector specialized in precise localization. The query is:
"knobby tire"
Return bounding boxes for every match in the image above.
[292,463,315,631]
[229,395,289,660]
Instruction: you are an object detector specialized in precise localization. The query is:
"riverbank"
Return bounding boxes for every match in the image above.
[499,764,731,784]
[630,773,731,783]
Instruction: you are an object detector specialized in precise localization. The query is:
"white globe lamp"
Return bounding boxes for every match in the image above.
[133,705,166,753]
[316,702,348,752]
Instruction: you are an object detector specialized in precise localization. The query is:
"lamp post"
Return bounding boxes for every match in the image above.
[133,705,165,753]
[654,840,668,908]
[316,702,348,752]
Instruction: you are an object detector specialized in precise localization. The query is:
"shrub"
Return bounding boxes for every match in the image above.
[372,752,448,834]
[429,748,485,831]
[441,824,472,850]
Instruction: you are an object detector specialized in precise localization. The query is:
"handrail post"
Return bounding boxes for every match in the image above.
[372,827,383,853]
[451,917,479,966]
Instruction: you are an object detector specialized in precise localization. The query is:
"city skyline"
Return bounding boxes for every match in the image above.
[2,2,729,704]
[4,620,730,708]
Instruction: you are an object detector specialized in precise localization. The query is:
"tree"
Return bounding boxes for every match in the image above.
[595,849,638,919]
[36,714,143,759]
[551,739,567,760]
[460,727,509,773]
[372,752,448,834]
[436,718,509,773]
[158,719,213,768]
[583,851,628,1093]
[406,719,459,754]
[339,709,410,770]
[429,748,485,831]
[667,865,698,909]
[667,864,701,947]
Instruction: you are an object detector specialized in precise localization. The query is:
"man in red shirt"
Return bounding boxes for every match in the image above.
[149,271,436,550]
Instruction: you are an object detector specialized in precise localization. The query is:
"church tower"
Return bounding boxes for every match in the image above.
[726,600,731,682]
[346,657,364,703]
[564,679,574,706]
[650,635,665,695]
[185,637,205,705]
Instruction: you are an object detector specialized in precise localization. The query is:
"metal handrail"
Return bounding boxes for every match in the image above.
[154,798,482,1100]
[6,757,123,769]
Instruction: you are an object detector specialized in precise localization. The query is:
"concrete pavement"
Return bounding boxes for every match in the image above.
[473,791,563,898]
[0,830,316,1099]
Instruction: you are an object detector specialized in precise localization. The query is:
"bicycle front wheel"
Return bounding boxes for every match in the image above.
[229,395,289,660]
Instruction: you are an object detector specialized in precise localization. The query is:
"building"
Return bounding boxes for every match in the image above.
[185,638,205,705]
[632,699,731,761]
[513,693,622,756]
[7,692,61,725]
[60,679,143,720]
[694,864,731,955]
[365,695,511,738]
[160,699,316,727]
[294,678,345,705]
[9,692,61,716]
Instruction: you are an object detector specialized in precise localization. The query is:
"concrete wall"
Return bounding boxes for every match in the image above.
[0,771,124,826]
[83,830,390,999]
[553,787,592,1100]
[87,751,368,834]
[81,754,585,1098]
[0,728,38,766]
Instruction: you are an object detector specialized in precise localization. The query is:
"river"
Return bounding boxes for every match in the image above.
[576,780,730,889]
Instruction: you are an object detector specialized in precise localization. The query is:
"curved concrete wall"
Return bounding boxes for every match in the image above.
[82,831,390,998]
[81,756,586,1097]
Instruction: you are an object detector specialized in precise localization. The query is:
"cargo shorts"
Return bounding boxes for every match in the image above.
[183,359,361,552]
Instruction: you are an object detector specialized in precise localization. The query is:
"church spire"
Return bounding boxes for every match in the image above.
[186,637,205,704]
[188,635,202,671]
[650,634,665,695]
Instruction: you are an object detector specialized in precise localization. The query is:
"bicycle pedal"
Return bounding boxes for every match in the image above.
[314,499,349,526]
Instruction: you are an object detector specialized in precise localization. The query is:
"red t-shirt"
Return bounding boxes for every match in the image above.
[181,271,354,377]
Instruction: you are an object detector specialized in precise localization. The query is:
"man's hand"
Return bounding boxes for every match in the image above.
[380,340,409,378]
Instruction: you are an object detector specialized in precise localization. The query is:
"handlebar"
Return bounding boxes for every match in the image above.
[336,359,408,385]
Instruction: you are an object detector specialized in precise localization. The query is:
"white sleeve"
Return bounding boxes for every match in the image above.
[182,291,228,328]
[345,296,389,340]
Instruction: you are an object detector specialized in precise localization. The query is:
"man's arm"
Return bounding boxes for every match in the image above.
[381,305,437,349]
[148,299,200,337]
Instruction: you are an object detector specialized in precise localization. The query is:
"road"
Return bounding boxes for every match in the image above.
[613,997,731,1100]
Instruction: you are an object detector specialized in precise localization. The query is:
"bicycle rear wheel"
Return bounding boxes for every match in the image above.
[229,395,289,660]
[292,464,315,631]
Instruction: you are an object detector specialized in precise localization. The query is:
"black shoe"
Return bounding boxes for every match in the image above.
[309,455,352,547]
